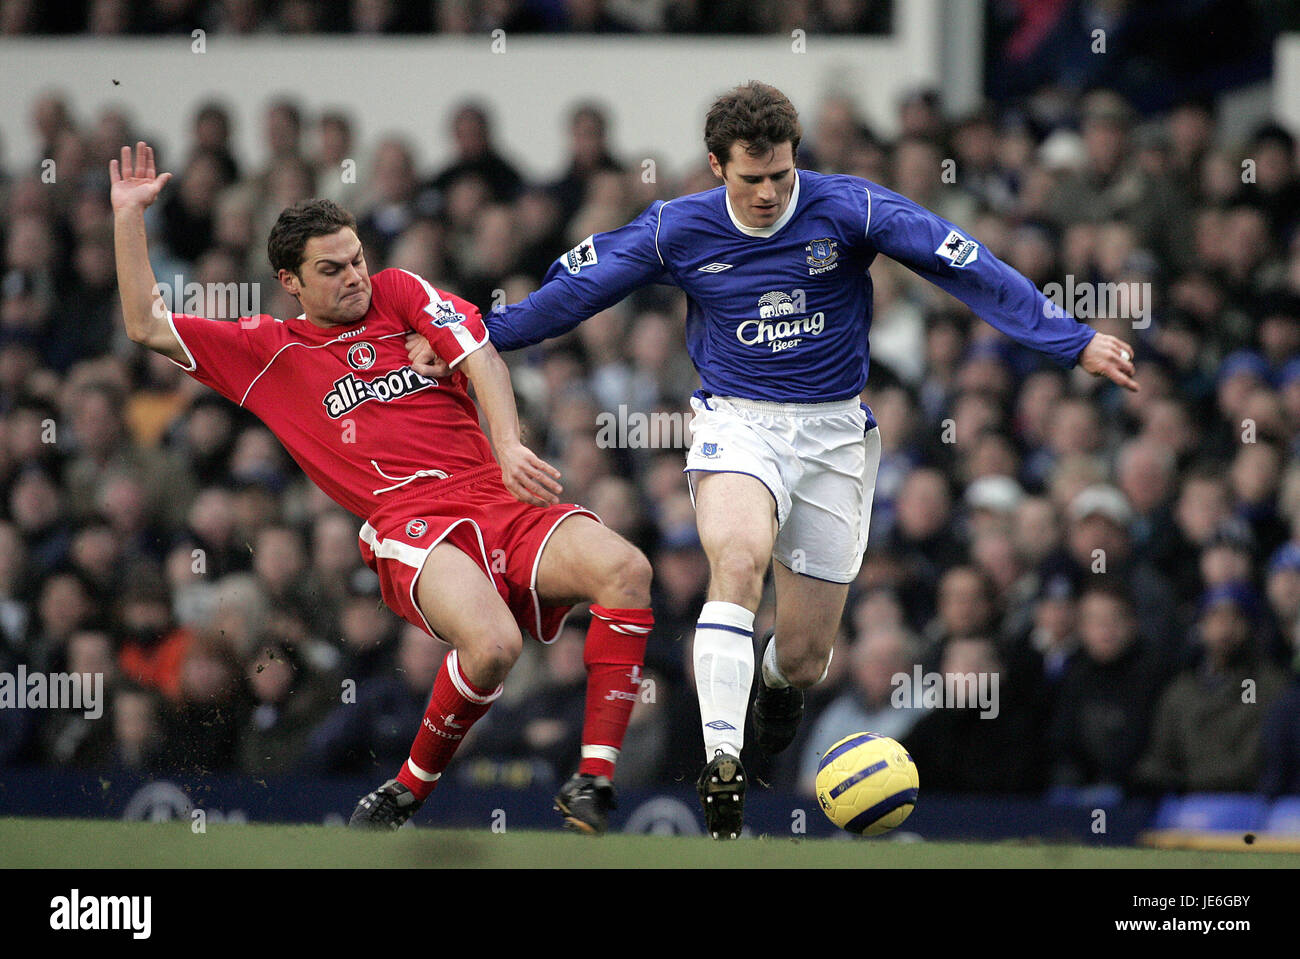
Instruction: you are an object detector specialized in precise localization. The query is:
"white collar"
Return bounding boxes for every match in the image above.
[725,170,801,238]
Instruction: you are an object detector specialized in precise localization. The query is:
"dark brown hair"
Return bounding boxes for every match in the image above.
[705,81,802,166]
[267,199,357,276]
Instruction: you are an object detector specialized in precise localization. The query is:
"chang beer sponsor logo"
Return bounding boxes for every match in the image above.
[323,366,437,418]
[737,290,826,354]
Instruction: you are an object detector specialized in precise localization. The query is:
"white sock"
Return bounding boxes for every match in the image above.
[817,645,833,684]
[761,636,790,689]
[693,601,755,760]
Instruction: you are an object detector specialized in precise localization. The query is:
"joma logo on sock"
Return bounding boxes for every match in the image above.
[423,716,461,740]
[50,889,151,939]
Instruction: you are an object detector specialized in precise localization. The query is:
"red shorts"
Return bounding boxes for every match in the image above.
[358,463,598,644]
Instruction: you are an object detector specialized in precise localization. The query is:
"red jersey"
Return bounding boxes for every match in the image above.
[168,268,496,519]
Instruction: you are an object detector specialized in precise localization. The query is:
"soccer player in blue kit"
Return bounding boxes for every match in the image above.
[408,82,1139,838]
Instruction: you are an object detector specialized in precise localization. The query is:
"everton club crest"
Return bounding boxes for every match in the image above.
[805,237,839,276]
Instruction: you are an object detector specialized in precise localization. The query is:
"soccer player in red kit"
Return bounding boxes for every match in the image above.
[111,142,653,833]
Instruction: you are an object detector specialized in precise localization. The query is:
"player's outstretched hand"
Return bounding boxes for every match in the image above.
[1079,331,1139,392]
[405,333,451,379]
[109,142,172,213]
[496,441,563,508]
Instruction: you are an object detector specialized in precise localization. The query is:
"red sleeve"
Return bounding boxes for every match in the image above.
[391,269,489,368]
[167,311,278,406]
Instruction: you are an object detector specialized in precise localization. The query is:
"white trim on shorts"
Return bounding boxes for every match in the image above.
[707,395,863,417]
[527,507,600,645]
[359,517,495,641]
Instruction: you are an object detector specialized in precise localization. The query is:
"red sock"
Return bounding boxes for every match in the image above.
[396,649,501,801]
[578,605,653,780]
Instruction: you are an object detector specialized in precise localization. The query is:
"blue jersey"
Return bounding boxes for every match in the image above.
[488,169,1096,404]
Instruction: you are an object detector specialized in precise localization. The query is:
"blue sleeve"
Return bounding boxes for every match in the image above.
[487,203,672,351]
[862,182,1096,368]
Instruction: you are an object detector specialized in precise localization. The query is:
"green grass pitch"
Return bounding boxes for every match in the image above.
[2,817,1296,868]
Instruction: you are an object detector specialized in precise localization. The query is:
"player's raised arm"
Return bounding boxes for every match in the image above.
[458,341,563,508]
[486,204,671,351]
[864,182,1138,392]
[110,141,187,364]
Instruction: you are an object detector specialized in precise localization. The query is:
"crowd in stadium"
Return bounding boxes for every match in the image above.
[1,64,1299,803]
[0,0,893,36]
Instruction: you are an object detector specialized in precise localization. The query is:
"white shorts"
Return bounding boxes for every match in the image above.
[684,393,882,584]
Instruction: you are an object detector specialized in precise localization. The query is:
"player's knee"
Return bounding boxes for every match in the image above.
[781,649,830,690]
[599,545,652,608]
[710,545,767,601]
[460,624,523,688]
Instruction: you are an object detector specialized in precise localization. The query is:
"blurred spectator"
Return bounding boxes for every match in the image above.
[161,632,250,773]
[239,640,336,775]
[117,561,194,701]
[422,102,524,206]
[330,567,399,685]
[105,682,168,771]
[250,524,313,624]
[1063,484,1178,657]
[1133,584,1287,793]
[1265,543,1300,644]
[902,636,1046,794]
[549,102,625,222]
[0,521,31,654]
[1048,584,1167,790]
[37,627,117,766]
[312,111,357,207]
[355,137,418,264]
[189,101,240,184]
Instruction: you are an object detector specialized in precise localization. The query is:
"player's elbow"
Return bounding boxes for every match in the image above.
[123,301,167,345]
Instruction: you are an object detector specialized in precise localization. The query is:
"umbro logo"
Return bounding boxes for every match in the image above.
[698,262,733,273]
[704,720,737,731]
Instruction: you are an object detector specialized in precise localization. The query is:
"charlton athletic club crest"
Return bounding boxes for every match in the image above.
[406,519,429,538]
[347,342,377,370]
[806,237,839,275]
